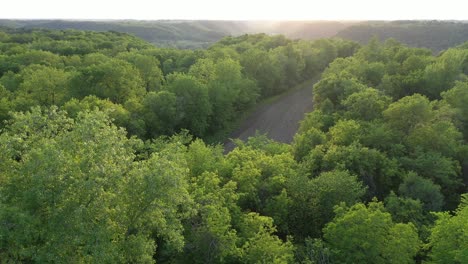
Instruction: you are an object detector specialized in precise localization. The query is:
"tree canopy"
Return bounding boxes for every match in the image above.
[0,27,467,263]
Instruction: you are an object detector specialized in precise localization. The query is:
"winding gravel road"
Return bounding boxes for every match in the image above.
[224,80,316,152]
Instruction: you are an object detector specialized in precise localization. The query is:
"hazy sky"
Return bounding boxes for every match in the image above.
[1,0,466,20]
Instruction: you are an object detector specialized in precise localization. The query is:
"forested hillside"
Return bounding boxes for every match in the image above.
[0,19,248,49]
[0,28,467,263]
[336,20,468,52]
[0,20,353,49]
[3,19,468,52]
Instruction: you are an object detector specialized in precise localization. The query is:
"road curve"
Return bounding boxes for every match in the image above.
[224,80,315,152]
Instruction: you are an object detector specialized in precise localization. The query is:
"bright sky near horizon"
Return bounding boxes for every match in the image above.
[1,0,466,20]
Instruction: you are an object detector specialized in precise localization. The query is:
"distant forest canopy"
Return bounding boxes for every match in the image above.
[0,19,353,49]
[1,19,468,51]
[336,20,468,52]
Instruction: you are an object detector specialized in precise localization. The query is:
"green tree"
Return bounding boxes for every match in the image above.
[287,170,366,239]
[292,127,326,161]
[315,143,399,198]
[442,81,468,139]
[423,49,466,99]
[399,151,462,208]
[272,43,305,88]
[71,58,146,103]
[357,62,386,87]
[0,84,12,125]
[17,64,72,106]
[13,50,63,69]
[406,120,462,158]
[226,146,297,214]
[181,172,240,263]
[298,110,335,134]
[313,73,367,109]
[0,107,190,263]
[185,139,224,177]
[62,95,131,130]
[165,73,212,137]
[342,88,391,121]
[188,58,216,84]
[212,58,259,111]
[427,194,468,263]
[384,192,425,228]
[141,91,178,138]
[355,36,386,63]
[398,172,445,212]
[240,48,282,97]
[240,213,294,264]
[204,58,259,131]
[359,121,402,153]
[328,119,362,146]
[383,94,434,134]
[0,71,22,93]
[117,52,164,92]
[323,201,420,264]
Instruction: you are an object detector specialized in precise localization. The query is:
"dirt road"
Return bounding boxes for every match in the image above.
[224,81,315,152]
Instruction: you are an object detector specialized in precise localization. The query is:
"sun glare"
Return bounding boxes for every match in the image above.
[1,0,466,20]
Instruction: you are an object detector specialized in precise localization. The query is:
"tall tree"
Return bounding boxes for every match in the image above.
[71,58,146,103]
[165,73,212,137]
[0,107,191,263]
[427,194,468,263]
[323,201,420,264]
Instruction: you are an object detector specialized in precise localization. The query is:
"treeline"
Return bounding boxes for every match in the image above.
[0,19,237,49]
[336,20,468,52]
[4,19,468,53]
[0,28,358,141]
[1,29,467,263]
[0,20,356,49]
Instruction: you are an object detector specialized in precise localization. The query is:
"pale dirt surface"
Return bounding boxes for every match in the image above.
[224,83,314,152]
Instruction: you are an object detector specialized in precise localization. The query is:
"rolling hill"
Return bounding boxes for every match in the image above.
[2,19,468,51]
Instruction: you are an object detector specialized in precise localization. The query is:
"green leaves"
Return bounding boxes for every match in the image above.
[71,58,146,104]
[383,94,433,134]
[141,91,178,137]
[398,172,445,212]
[0,108,190,263]
[442,81,468,140]
[165,73,212,137]
[287,170,366,239]
[427,194,468,263]
[293,127,326,161]
[323,201,420,264]
[182,171,239,263]
[240,213,294,264]
[342,88,391,121]
[117,51,164,92]
[423,49,467,99]
[313,73,367,109]
[17,64,72,106]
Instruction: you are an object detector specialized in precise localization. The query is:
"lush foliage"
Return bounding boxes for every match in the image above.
[1,28,467,263]
[0,28,355,141]
[291,37,468,263]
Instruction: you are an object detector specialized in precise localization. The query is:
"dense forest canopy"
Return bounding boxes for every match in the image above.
[0,27,467,263]
[0,27,357,142]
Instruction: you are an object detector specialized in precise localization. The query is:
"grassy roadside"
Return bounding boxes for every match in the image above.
[204,76,319,145]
